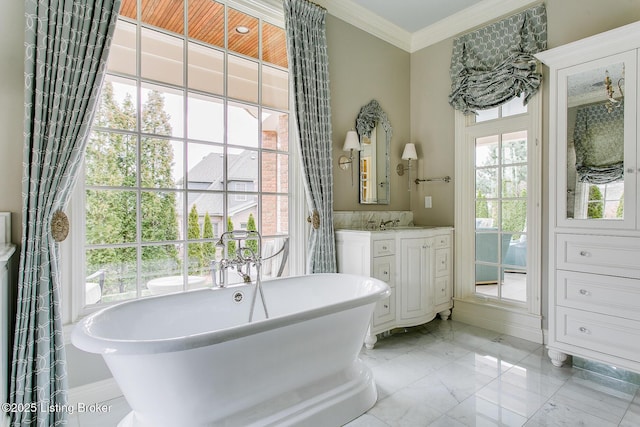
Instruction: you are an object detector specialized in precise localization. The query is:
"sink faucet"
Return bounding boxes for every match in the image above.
[379,219,398,230]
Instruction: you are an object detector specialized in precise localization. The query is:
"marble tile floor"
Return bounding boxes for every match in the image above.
[68,319,640,426]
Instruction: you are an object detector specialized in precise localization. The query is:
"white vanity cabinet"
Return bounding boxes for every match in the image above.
[335,232,397,332]
[536,22,640,372]
[335,227,453,349]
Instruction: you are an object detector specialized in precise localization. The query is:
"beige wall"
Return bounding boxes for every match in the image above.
[327,15,411,212]
[409,39,455,226]
[0,1,24,245]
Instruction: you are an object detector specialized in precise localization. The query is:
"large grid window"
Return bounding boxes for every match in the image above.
[81,0,290,307]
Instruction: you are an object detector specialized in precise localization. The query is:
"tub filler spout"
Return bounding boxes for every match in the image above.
[212,230,268,321]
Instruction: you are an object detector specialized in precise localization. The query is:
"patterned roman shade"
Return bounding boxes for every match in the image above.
[449,3,547,114]
[573,102,625,184]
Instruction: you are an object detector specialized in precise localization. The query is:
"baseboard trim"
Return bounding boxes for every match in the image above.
[452,299,543,343]
[68,378,122,406]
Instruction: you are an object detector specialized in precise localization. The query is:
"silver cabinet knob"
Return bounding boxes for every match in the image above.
[579,326,590,334]
[579,289,590,296]
[579,251,590,257]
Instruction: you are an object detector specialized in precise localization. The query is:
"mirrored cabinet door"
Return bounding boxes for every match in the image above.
[556,50,638,229]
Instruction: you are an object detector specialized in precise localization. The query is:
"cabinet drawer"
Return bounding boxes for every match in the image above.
[556,234,640,279]
[435,276,451,306]
[434,234,451,248]
[435,248,450,277]
[372,256,394,284]
[373,288,396,327]
[555,307,640,362]
[373,239,395,257]
[556,270,640,321]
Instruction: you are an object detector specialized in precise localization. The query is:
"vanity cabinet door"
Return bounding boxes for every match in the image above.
[556,49,638,230]
[399,238,434,321]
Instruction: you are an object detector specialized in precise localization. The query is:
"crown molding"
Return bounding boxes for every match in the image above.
[410,0,540,52]
[316,0,412,51]
[316,0,540,53]
[230,0,284,25]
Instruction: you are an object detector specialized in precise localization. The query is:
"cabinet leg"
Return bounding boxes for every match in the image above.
[364,333,377,350]
[548,349,568,367]
[438,309,451,321]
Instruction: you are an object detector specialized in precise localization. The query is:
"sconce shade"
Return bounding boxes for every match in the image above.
[343,130,360,152]
[401,143,418,160]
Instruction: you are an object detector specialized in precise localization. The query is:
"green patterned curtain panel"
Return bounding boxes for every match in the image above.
[573,102,625,184]
[11,1,120,425]
[283,0,337,273]
[449,3,547,114]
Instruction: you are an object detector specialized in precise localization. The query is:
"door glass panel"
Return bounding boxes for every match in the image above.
[475,129,528,303]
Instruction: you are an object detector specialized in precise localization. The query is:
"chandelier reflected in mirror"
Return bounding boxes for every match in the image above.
[604,66,624,113]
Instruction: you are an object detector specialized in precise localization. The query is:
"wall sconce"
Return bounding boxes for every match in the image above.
[338,130,361,185]
[396,143,417,190]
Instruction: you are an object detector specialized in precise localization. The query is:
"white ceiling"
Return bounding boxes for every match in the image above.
[349,0,484,33]
[314,0,540,52]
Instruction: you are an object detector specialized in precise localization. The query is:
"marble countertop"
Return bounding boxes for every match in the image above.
[336,225,453,233]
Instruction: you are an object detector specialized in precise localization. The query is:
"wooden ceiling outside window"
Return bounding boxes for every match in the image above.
[119,0,288,68]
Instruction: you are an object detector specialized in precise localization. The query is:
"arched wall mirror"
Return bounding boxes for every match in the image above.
[563,55,630,222]
[355,100,392,204]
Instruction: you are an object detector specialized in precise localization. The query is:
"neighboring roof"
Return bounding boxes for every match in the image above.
[179,150,258,217]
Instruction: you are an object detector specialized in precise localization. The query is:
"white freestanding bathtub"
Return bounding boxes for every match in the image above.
[72,273,389,427]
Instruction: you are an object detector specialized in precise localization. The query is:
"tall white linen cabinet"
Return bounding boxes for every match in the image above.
[536,21,640,372]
